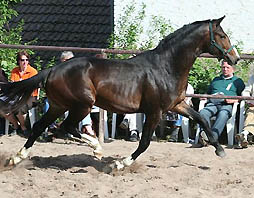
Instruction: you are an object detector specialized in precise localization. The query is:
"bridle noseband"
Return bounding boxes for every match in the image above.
[209,21,234,57]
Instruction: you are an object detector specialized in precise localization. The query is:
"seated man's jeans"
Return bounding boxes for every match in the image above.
[200,102,233,141]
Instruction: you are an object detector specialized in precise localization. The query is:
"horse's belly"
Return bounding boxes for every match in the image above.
[95,95,141,114]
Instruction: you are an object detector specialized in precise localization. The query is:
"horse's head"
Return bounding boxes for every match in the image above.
[207,16,240,65]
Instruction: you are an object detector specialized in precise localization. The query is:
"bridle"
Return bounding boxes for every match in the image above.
[209,21,234,57]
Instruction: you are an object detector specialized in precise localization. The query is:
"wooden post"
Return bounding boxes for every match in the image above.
[97,53,108,144]
[98,108,104,144]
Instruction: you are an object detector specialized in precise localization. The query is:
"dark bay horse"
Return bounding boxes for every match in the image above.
[0,16,240,169]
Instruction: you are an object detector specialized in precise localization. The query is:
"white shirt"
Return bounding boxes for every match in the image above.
[185,83,194,105]
[242,75,254,105]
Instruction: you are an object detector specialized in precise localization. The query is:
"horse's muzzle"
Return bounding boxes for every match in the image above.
[227,47,240,65]
[227,54,240,65]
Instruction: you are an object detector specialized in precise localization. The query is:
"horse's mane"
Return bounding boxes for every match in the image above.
[154,19,210,53]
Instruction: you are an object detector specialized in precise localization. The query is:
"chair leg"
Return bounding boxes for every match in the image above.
[195,124,201,144]
[111,113,117,139]
[238,100,245,134]
[226,102,238,146]
[103,110,109,139]
[5,119,9,136]
[181,117,189,143]
[226,121,234,146]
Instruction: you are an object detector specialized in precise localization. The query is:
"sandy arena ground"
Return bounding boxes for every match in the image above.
[0,135,254,198]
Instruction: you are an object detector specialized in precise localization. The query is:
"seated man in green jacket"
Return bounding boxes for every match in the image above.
[199,60,245,145]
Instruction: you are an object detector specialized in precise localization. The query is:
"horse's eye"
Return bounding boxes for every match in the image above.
[220,35,226,39]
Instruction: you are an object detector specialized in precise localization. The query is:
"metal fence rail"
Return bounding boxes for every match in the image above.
[186,94,254,100]
[0,43,253,59]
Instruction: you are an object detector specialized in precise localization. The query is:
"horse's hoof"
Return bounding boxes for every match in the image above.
[215,148,226,158]
[102,164,113,174]
[4,158,13,167]
[123,156,134,166]
[4,156,21,167]
[114,156,135,170]
[115,160,124,170]
[93,150,103,160]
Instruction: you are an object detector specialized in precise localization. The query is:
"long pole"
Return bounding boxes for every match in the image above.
[0,43,253,59]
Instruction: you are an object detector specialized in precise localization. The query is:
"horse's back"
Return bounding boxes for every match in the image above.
[45,57,145,112]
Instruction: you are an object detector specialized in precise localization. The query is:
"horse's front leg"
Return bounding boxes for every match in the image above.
[173,101,226,157]
[115,111,161,170]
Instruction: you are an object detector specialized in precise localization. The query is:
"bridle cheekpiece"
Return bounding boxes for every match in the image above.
[209,20,234,57]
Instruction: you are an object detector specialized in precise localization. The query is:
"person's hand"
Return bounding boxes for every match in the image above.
[247,101,254,107]
[225,99,238,104]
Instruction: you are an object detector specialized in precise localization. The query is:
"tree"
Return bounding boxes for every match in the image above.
[108,1,173,59]
[0,0,24,77]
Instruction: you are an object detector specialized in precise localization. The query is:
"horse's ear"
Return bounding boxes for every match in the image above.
[214,16,225,27]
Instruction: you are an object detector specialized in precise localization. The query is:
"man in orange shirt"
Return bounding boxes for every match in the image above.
[10,50,38,137]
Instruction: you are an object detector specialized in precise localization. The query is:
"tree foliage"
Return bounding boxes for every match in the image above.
[108,1,173,59]
[0,0,24,77]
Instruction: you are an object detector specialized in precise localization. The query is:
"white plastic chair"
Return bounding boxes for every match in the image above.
[4,109,37,135]
[111,113,117,139]
[111,113,144,139]
[181,116,191,143]
[194,99,239,146]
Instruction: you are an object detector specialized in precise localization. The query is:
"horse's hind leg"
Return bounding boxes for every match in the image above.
[116,111,161,169]
[60,106,103,160]
[173,101,225,157]
[7,106,66,166]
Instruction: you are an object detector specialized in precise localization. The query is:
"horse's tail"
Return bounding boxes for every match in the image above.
[0,68,52,114]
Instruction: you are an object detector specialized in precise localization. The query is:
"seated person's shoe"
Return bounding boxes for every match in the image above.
[198,131,209,147]
[129,130,139,142]
[119,119,129,130]
[8,129,17,136]
[247,133,254,145]
[167,128,179,142]
[235,133,248,148]
[8,125,20,136]
[168,135,178,142]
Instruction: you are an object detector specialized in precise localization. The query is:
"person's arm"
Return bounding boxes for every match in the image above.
[29,66,39,97]
[225,99,238,104]
[225,78,246,104]
[10,69,15,82]
[242,76,254,106]
[200,80,213,101]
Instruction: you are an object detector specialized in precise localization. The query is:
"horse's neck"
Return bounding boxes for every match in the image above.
[153,24,208,71]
